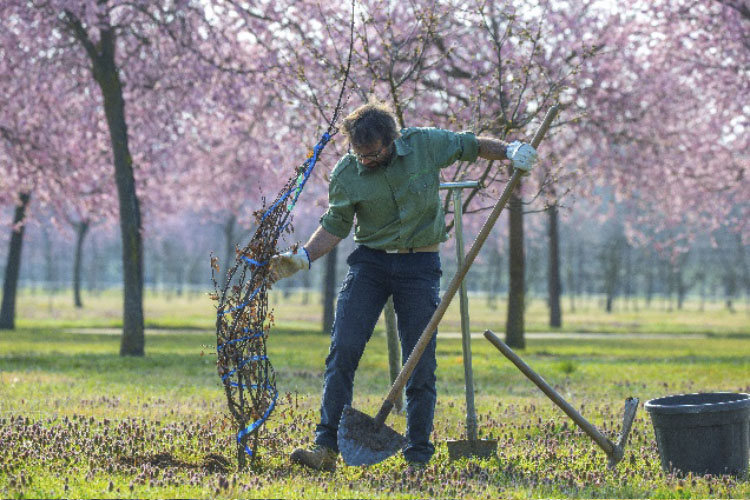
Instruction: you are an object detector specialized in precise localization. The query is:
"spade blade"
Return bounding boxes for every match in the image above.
[337,405,406,466]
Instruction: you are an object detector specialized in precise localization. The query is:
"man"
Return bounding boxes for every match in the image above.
[271,98,537,472]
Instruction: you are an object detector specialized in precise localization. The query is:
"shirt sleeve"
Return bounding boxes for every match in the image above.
[427,128,480,168]
[319,174,355,239]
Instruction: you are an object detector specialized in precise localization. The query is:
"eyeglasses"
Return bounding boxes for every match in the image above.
[351,142,391,162]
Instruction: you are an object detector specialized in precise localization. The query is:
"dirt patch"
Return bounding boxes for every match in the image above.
[202,453,232,473]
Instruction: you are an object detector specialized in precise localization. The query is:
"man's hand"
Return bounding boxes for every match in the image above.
[505,141,538,174]
[269,248,310,282]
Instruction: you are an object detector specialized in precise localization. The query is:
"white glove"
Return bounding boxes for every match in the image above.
[506,141,538,174]
[269,248,310,282]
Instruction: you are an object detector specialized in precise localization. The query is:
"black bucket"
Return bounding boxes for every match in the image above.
[645,392,750,476]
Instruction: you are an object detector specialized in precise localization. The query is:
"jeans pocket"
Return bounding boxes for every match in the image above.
[346,245,367,266]
[339,271,355,294]
[431,286,441,309]
[425,253,442,280]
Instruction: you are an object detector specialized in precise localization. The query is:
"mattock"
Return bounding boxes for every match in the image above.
[484,330,639,468]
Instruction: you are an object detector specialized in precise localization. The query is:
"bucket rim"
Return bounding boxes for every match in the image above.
[645,392,750,415]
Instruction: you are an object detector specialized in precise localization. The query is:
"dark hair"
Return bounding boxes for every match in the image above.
[341,97,400,149]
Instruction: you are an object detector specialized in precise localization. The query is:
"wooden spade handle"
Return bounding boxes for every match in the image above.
[374,106,559,425]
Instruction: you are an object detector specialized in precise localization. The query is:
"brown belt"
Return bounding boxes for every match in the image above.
[384,243,440,254]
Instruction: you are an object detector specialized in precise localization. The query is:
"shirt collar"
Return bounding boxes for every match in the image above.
[355,136,413,175]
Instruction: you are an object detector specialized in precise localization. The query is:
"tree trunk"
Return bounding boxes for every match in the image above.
[505,189,525,348]
[723,268,737,313]
[223,214,237,275]
[547,205,562,328]
[566,239,576,313]
[42,227,57,313]
[576,241,586,310]
[73,220,90,308]
[384,298,403,412]
[86,26,145,356]
[486,246,502,310]
[301,268,310,305]
[0,192,31,330]
[645,252,655,308]
[675,257,687,311]
[322,246,338,333]
[602,237,620,313]
[664,259,674,312]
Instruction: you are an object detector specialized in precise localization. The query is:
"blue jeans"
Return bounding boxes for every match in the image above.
[315,245,441,463]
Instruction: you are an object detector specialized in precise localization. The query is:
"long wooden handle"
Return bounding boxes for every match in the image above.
[374,107,559,425]
[483,329,616,455]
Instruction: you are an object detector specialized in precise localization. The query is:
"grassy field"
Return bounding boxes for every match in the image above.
[1,289,749,498]
[14,287,750,335]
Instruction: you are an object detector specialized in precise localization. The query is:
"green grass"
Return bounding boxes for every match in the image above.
[1,289,749,498]
[15,287,750,335]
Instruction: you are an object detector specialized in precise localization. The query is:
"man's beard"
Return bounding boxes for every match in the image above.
[366,145,395,169]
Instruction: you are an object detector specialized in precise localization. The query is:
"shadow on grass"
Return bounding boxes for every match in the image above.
[0,327,336,396]
[3,327,747,399]
[0,351,214,384]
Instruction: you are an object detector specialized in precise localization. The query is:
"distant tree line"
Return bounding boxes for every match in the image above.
[6,206,749,324]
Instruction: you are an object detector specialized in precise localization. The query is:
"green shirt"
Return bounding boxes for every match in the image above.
[320,127,479,250]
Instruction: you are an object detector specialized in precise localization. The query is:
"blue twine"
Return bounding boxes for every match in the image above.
[217,131,331,460]
[236,383,278,457]
[241,256,267,267]
[217,283,264,317]
[220,357,279,457]
[217,329,265,351]
[221,354,268,383]
[260,132,330,224]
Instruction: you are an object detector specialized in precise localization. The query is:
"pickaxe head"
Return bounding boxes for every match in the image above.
[608,397,640,468]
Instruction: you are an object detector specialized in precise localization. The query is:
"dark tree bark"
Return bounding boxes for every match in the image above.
[322,245,338,333]
[0,192,31,329]
[505,188,525,348]
[99,53,145,356]
[602,235,622,313]
[673,253,692,311]
[662,258,674,312]
[73,220,90,308]
[486,246,503,310]
[65,14,145,355]
[547,205,562,328]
